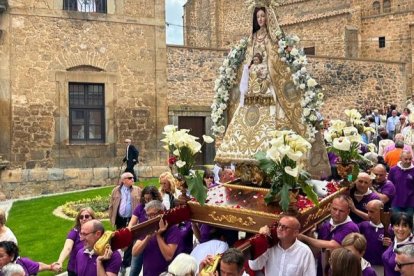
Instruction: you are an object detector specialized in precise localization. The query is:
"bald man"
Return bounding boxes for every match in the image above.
[371,164,395,211]
[358,200,386,273]
[249,216,316,275]
[349,172,380,223]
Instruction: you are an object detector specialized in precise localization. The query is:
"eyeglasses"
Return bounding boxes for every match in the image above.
[396,262,414,269]
[79,214,91,220]
[125,177,134,180]
[276,223,296,231]
[79,231,96,237]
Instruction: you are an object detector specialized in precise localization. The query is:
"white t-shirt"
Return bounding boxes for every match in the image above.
[248,239,316,276]
[0,227,18,244]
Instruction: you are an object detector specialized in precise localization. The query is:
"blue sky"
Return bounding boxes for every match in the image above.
[166,0,186,45]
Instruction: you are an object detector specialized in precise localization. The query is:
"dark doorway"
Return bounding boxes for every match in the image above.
[178,116,206,165]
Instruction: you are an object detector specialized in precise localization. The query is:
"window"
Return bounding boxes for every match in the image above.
[69,83,105,143]
[304,47,315,56]
[372,1,381,14]
[383,0,391,13]
[63,0,107,13]
[379,37,386,48]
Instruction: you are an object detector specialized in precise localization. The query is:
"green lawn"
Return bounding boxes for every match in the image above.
[7,179,158,275]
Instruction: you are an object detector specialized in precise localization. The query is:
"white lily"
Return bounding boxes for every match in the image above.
[285,166,299,177]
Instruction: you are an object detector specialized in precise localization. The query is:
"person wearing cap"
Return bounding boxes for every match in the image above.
[123,139,139,182]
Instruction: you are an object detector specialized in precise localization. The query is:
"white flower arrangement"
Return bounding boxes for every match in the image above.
[211,31,324,141]
[255,130,318,211]
[275,31,324,142]
[161,125,214,204]
[211,38,249,135]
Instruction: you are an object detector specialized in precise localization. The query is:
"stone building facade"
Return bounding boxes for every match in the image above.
[0,0,169,198]
[183,0,414,112]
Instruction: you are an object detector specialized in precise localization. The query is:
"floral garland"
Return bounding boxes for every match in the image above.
[211,38,248,135]
[211,31,324,142]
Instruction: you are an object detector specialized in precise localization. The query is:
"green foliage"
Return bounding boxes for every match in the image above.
[6,179,159,276]
[185,170,208,205]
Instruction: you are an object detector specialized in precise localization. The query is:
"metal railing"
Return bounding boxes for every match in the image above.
[63,0,107,13]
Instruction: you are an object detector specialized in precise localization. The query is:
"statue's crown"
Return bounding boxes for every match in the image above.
[245,0,279,12]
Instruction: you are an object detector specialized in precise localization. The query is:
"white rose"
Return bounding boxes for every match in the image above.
[299,84,306,90]
[203,135,214,144]
[300,67,307,73]
[290,48,299,56]
[307,78,317,87]
[303,108,311,116]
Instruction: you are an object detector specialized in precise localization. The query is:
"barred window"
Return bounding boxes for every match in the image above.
[69,83,105,143]
[372,1,380,14]
[63,0,107,13]
[383,0,391,13]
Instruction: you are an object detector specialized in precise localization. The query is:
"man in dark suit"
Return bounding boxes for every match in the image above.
[123,139,139,182]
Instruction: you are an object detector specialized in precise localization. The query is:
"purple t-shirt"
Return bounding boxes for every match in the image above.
[382,244,400,276]
[143,225,181,276]
[176,221,194,255]
[388,166,414,207]
[199,224,213,243]
[67,228,84,272]
[363,266,377,276]
[318,220,359,245]
[132,203,147,223]
[372,180,396,211]
[358,221,385,265]
[15,257,39,276]
[350,190,380,223]
[75,249,122,276]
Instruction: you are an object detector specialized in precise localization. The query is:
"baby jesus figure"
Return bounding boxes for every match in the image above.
[248,53,270,95]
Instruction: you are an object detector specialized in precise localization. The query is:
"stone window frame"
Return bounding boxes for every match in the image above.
[383,0,391,13]
[68,82,106,144]
[55,70,117,146]
[372,1,381,14]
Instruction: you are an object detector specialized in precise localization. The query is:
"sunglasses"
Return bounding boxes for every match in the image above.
[79,214,91,220]
[396,262,414,269]
[125,177,134,180]
[276,223,296,231]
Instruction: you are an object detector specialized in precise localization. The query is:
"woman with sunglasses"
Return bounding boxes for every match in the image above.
[54,207,96,275]
[382,212,414,276]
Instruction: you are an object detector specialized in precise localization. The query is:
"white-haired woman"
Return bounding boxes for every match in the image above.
[160,253,198,276]
[0,209,17,244]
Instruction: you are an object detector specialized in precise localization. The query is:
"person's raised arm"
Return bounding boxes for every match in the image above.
[155,220,178,261]
[298,234,341,250]
[128,215,139,229]
[54,239,75,271]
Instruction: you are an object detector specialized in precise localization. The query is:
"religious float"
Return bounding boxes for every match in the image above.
[104,0,364,258]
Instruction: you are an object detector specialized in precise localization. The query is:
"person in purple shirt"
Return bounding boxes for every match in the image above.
[388,151,414,217]
[299,194,359,276]
[358,200,386,273]
[0,241,59,275]
[382,212,414,276]
[342,233,377,276]
[75,220,122,276]
[131,200,181,276]
[371,164,396,212]
[54,207,96,275]
[349,172,381,223]
[127,185,163,276]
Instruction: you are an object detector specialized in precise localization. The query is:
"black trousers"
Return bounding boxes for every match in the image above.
[115,215,132,268]
[125,161,138,182]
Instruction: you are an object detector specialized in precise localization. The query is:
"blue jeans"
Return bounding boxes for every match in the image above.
[129,253,143,276]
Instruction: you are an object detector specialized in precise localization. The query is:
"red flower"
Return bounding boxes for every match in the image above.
[168,155,177,165]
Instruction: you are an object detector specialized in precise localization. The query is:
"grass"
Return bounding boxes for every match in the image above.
[7,179,159,275]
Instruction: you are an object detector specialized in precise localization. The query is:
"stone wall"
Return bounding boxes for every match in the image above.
[0,0,169,199]
[307,56,406,119]
[167,45,227,106]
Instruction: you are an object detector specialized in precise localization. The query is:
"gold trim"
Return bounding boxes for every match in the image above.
[222,183,270,193]
[188,201,279,219]
[208,211,257,227]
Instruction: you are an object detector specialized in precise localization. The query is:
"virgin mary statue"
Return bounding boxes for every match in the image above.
[215,1,330,181]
